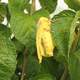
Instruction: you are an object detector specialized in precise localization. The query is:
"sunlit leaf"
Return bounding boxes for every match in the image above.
[10,9,49,54]
[0,24,16,80]
[0,3,10,22]
[68,50,80,80]
[8,0,29,14]
[32,73,56,80]
[39,0,57,13]
[51,10,75,62]
[68,11,80,54]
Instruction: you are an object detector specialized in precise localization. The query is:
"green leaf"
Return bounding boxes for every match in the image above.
[26,55,41,79]
[26,56,61,80]
[11,74,19,80]
[12,38,25,53]
[39,0,57,13]
[51,10,75,62]
[33,9,49,21]
[68,50,80,80]
[40,58,65,80]
[64,0,80,11]
[0,24,16,80]
[26,54,61,80]
[0,3,8,16]
[53,10,75,18]
[10,13,36,55]
[10,9,49,54]
[40,58,59,77]
[68,11,80,54]
[0,3,10,22]
[32,73,56,80]
[8,0,29,14]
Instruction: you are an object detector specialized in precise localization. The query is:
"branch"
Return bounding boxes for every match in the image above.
[30,0,36,15]
[60,64,68,80]
[21,48,28,80]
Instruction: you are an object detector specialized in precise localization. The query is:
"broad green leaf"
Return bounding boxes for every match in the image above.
[12,38,25,53]
[68,11,80,54]
[11,74,19,80]
[0,3,8,16]
[53,10,75,18]
[40,58,59,76]
[26,55,60,80]
[68,50,80,80]
[10,9,49,54]
[51,10,75,62]
[26,55,41,79]
[0,24,16,80]
[33,9,49,21]
[8,0,29,14]
[64,0,80,11]
[10,13,36,55]
[32,73,56,80]
[40,58,65,80]
[39,0,57,13]
[0,3,10,22]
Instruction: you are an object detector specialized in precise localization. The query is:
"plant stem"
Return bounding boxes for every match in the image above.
[30,0,36,15]
[21,48,28,80]
[60,64,68,80]
[68,20,80,54]
[21,1,36,79]
[69,26,80,54]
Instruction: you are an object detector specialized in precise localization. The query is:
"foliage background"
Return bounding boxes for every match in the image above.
[0,0,80,80]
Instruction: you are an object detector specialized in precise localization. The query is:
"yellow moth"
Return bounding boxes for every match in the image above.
[36,17,55,63]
